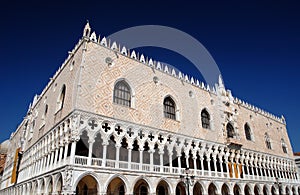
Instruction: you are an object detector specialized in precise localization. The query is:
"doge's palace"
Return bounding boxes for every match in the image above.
[0,22,299,195]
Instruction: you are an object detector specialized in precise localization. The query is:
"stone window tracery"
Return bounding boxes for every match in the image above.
[201,109,210,129]
[113,81,131,107]
[163,96,176,120]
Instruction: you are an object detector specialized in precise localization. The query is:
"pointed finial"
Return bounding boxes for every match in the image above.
[218,74,225,88]
[83,20,91,37]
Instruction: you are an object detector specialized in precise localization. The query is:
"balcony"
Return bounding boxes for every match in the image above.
[72,156,298,184]
[15,154,299,186]
[226,137,243,149]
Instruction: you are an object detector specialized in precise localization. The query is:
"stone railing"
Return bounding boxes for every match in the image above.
[73,155,299,184]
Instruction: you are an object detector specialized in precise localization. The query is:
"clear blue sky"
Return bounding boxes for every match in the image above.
[0,1,299,152]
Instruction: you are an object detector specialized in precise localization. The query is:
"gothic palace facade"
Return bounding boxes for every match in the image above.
[0,22,299,195]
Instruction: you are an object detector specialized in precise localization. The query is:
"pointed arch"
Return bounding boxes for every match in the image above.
[271,185,276,195]
[226,123,235,138]
[156,179,171,195]
[107,135,116,160]
[120,137,129,162]
[32,180,38,195]
[113,80,132,107]
[42,104,48,121]
[45,177,53,194]
[92,132,103,159]
[73,172,100,194]
[56,84,66,112]
[54,173,63,194]
[201,109,211,129]
[133,178,151,195]
[194,182,204,195]
[281,138,288,153]
[175,182,186,195]
[105,174,129,193]
[244,184,251,195]
[106,175,128,195]
[244,123,252,141]
[208,183,218,195]
[264,133,272,149]
[221,183,230,195]
[254,185,261,195]
[143,141,150,164]
[263,185,268,195]
[286,186,291,195]
[233,184,242,195]
[75,130,89,157]
[38,179,46,193]
[163,96,177,120]
[153,143,160,166]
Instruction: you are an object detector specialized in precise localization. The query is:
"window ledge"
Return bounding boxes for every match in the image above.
[55,108,63,115]
[39,123,45,130]
[164,117,180,123]
[112,102,135,110]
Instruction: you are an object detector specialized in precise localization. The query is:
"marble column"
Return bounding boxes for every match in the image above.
[200,156,204,176]
[207,157,211,176]
[63,143,69,163]
[87,141,95,166]
[149,149,154,172]
[128,148,132,170]
[58,145,64,165]
[159,149,164,173]
[115,143,121,169]
[102,143,108,167]
[69,141,77,164]
[139,148,144,171]
[168,151,173,173]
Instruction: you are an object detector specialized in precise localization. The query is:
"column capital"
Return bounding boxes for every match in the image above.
[148,149,155,153]
[88,140,95,144]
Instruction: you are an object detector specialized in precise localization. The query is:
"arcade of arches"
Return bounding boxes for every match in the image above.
[4,113,299,195]
[72,173,300,195]
[1,156,299,195]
